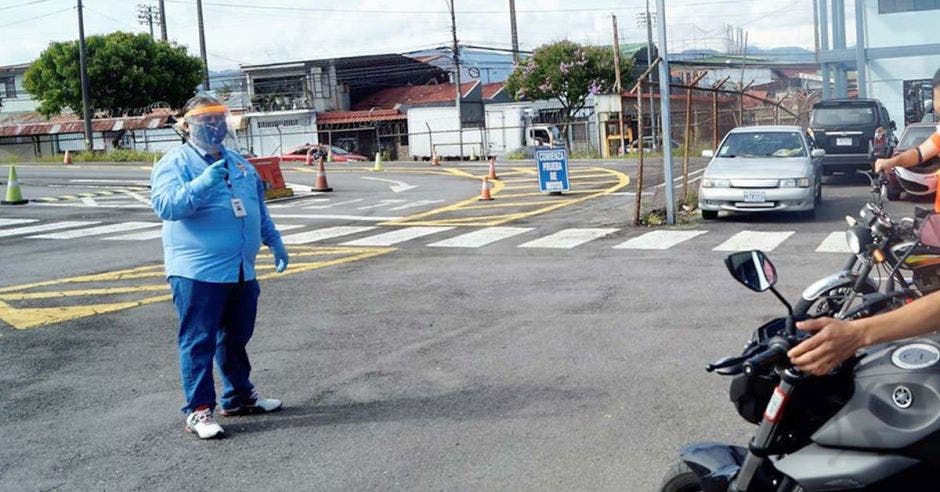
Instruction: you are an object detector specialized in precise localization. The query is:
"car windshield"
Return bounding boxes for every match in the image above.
[331,146,350,155]
[898,126,937,150]
[811,105,876,126]
[718,132,806,158]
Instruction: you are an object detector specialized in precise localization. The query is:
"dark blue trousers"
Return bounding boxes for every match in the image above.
[169,276,260,414]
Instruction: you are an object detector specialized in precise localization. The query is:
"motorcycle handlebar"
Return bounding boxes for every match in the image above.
[743,343,789,375]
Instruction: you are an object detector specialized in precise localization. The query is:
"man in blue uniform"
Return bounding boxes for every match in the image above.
[151,95,289,439]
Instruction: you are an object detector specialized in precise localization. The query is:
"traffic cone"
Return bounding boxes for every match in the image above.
[479,177,494,201]
[327,146,333,163]
[431,150,440,166]
[470,147,478,161]
[488,156,498,180]
[305,149,314,166]
[2,166,28,205]
[63,150,72,165]
[313,157,333,192]
[373,152,384,172]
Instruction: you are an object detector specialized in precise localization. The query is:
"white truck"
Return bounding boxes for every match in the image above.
[407,104,560,160]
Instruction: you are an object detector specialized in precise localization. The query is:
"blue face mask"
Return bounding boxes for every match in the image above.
[188,114,228,152]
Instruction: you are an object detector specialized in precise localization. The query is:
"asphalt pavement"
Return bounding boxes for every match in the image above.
[0,160,900,490]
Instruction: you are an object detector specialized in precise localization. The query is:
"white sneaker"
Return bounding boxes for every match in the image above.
[185,408,224,439]
[219,391,282,416]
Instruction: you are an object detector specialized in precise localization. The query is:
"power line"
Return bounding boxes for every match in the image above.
[0,5,73,28]
[0,0,53,12]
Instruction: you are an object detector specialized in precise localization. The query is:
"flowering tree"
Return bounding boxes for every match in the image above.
[505,40,631,139]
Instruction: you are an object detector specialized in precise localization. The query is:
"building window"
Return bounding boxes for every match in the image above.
[1,76,15,98]
[878,0,940,13]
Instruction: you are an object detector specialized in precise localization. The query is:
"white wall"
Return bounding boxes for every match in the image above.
[245,110,317,156]
[863,0,940,132]
[1,73,38,113]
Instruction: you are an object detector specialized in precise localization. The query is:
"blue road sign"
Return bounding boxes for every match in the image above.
[536,147,570,193]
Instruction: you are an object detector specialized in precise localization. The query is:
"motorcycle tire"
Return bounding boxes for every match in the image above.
[794,283,878,317]
[659,462,701,492]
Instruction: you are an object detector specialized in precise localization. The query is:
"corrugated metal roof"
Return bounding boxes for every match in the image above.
[0,111,173,137]
[352,82,479,110]
[316,109,406,125]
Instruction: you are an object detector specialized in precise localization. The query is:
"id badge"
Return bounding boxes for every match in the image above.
[231,198,248,218]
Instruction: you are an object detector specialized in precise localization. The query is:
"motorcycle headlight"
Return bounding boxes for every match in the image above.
[779,178,811,188]
[702,178,730,188]
[845,225,873,254]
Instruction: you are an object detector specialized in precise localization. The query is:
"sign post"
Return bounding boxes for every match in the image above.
[536,147,570,195]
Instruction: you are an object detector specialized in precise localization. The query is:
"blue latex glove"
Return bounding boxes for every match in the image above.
[189,158,228,194]
[271,243,289,273]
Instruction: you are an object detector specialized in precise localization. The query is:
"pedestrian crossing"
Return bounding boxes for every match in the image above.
[0,217,858,254]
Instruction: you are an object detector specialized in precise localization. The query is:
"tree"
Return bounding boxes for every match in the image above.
[24,32,203,118]
[505,40,633,138]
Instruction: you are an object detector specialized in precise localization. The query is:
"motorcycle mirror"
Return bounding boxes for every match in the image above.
[724,250,777,293]
[919,214,940,248]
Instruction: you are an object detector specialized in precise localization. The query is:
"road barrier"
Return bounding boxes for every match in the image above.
[247,157,294,200]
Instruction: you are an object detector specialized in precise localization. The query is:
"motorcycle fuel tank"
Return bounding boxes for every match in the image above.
[812,336,940,462]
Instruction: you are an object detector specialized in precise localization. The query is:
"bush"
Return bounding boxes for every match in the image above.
[31,149,165,163]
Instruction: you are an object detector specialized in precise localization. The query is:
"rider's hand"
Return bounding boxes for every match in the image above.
[874,158,892,173]
[788,317,867,375]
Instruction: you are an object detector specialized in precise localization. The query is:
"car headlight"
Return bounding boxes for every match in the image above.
[779,178,810,188]
[702,178,730,188]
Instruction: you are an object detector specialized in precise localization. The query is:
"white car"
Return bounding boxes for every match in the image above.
[698,126,825,219]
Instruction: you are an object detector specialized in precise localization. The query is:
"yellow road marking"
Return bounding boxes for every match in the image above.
[0,246,392,330]
[459,199,576,210]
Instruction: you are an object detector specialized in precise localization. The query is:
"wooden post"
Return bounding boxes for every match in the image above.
[634,83,645,226]
[683,72,706,201]
[612,14,626,156]
[738,79,754,126]
[711,76,730,152]
[773,94,788,125]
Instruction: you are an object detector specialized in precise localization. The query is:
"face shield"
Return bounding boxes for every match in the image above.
[184,104,231,154]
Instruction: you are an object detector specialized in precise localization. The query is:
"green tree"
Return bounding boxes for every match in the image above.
[24,32,203,117]
[505,40,633,139]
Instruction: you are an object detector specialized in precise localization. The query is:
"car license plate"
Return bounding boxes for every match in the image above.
[836,137,853,146]
[744,191,766,203]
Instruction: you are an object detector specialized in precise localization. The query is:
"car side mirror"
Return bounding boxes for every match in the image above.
[724,251,777,292]
[701,149,715,158]
[919,214,940,248]
[811,149,825,158]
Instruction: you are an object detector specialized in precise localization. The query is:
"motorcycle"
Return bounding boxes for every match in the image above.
[660,216,940,491]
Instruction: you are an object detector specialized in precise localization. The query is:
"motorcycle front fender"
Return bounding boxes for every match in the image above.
[679,442,747,492]
[801,270,876,302]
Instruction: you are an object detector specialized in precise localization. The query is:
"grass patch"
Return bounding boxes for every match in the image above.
[0,149,165,164]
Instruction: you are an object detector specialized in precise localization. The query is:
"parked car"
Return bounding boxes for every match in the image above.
[281,143,369,163]
[808,98,896,174]
[698,126,824,219]
[885,122,940,200]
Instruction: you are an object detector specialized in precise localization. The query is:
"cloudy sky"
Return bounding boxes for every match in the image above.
[0,0,843,69]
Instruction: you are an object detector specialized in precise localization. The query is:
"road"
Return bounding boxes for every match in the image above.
[0,159,897,490]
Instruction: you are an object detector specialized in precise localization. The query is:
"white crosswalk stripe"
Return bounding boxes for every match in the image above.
[341,227,454,246]
[614,230,708,250]
[815,231,851,253]
[30,222,160,239]
[275,224,306,232]
[0,218,38,228]
[428,227,533,248]
[518,228,619,249]
[713,231,795,252]
[282,226,377,245]
[0,221,100,238]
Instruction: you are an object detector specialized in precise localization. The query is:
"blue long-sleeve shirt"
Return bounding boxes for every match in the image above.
[150,144,284,283]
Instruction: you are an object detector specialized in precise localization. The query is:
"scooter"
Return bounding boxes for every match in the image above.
[660,216,940,491]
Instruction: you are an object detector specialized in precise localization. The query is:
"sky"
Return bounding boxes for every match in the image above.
[0,0,845,69]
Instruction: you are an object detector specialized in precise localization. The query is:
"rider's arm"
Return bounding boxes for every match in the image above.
[877,130,940,171]
[789,290,940,375]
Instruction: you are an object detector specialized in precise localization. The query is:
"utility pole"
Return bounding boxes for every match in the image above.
[655,0,675,225]
[158,0,167,41]
[644,0,658,152]
[138,4,156,39]
[196,0,210,90]
[509,0,519,64]
[77,0,94,152]
[448,0,463,159]
[612,14,626,155]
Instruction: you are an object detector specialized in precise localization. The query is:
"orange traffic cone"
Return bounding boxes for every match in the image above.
[431,150,440,166]
[479,177,494,201]
[305,148,315,166]
[488,156,498,180]
[63,150,72,165]
[313,157,332,192]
